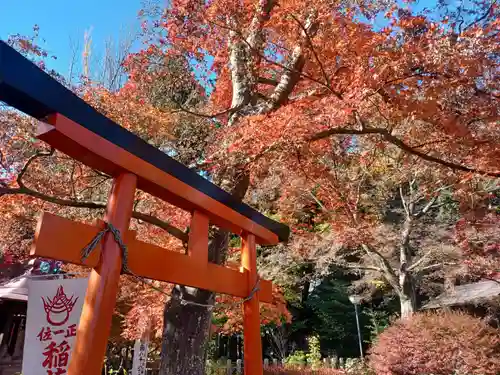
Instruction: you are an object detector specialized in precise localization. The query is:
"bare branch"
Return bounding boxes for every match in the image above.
[407,250,433,272]
[107,31,139,91]
[132,211,188,243]
[414,195,439,219]
[414,185,453,218]
[408,178,416,209]
[337,263,382,272]
[0,149,7,170]
[0,185,19,198]
[353,174,365,220]
[365,71,448,101]
[308,125,387,140]
[463,0,497,31]
[227,15,253,112]
[267,45,306,108]
[411,138,450,149]
[262,50,339,98]
[419,262,457,274]
[246,0,276,51]
[400,217,413,267]
[93,169,111,178]
[308,190,328,213]
[400,185,410,217]
[69,162,77,198]
[308,126,500,177]
[0,185,188,242]
[77,176,110,196]
[289,13,334,93]
[266,10,329,109]
[361,244,400,291]
[17,148,55,188]
[207,18,342,99]
[1,185,105,209]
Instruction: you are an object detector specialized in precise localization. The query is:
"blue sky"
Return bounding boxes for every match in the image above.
[0,1,143,77]
[0,0,476,85]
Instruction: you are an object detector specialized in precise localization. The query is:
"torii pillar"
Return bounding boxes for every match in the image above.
[68,173,137,374]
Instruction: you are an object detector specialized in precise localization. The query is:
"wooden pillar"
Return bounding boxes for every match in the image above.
[241,233,263,375]
[188,210,209,267]
[68,173,137,375]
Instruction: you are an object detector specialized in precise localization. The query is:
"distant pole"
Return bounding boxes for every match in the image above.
[349,295,364,360]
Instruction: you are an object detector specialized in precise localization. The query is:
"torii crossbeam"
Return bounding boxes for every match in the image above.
[0,41,289,375]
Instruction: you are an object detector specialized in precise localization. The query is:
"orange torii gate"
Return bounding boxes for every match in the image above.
[0,41,289,375]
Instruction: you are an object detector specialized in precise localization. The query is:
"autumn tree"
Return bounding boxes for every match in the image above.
[1,0,499,373]
[0,30,189,257]
[0,25,290,373]
[456,187,500,280]
[126,0,499,372]
[277,151,494,317]
[369,311,500,375]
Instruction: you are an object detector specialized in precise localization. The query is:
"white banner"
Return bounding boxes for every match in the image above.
[132,337,149,375]
[22,277,88,375]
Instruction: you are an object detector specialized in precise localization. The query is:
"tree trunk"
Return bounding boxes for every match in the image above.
[398,273,417,318]
[160,286,215,375]
[159,173,249,375]
[159,5,313,372]
[399,209,416,318]
[399,295,416,318]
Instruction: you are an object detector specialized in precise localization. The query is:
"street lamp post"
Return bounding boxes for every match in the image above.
[348,295,364,360]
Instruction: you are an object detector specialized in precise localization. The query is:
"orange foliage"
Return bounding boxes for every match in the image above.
[2,0,499,340]
[134,0,499,240]
[131,0,500,311]
[369,311,500,375]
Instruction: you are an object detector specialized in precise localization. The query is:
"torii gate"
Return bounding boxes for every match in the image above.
[0,41,289,375]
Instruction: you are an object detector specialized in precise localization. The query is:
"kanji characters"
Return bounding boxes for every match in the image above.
[37,327,52,342]
[38,320,76,373]
[42,340,71,369]
[65,324,77,338]
[38,324,77,343]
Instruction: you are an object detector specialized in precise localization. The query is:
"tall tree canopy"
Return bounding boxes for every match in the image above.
[128,1,498,372]
[0,1,499,374]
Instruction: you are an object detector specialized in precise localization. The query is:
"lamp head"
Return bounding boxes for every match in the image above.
[349,295,363,304]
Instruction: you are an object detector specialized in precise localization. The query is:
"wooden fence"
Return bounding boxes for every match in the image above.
[140,357,353,374]
[185,358,345,375]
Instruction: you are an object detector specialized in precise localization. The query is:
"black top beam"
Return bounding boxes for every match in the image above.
[0,41,289,242]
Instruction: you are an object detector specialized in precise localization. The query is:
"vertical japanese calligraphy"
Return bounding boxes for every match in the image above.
[22,277,88,375]
[132,337,149,375]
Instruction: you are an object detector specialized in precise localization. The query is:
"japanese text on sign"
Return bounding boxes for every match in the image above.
[22,277,88,375]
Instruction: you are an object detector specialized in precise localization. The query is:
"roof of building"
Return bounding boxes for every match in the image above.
[423,280,500,309]
[0,272,29,301]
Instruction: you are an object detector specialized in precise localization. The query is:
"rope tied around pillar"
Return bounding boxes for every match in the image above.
[81,221,261,310]
[81,222,131,274]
